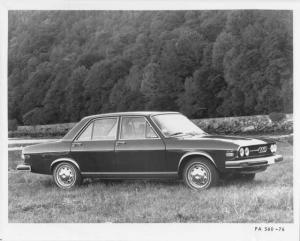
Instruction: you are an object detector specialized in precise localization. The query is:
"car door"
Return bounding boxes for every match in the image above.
[114,116,169,177]
[70,117,119,174]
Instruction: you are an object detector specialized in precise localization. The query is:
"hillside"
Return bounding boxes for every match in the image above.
[8,10,293,125]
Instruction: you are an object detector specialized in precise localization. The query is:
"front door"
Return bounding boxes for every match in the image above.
[115,116,168,178]
[70,117,118,173]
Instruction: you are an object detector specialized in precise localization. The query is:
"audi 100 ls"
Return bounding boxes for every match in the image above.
[17,112,283,190]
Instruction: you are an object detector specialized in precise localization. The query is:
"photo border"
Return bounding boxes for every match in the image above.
[0,0,299,240]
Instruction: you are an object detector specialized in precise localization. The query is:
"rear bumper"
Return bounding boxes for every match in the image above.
[16,164,31,172]
[225,154,283,169]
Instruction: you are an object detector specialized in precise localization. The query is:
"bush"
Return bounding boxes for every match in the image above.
[8,119,18,131]
[269,112,286,122]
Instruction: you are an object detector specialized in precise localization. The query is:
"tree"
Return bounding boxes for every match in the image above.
[8,10,293,125]
[67,66,88,121]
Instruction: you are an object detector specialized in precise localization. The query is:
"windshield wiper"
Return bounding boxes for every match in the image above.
[169,132,184,137]
[168,131,206,137]
[185,131,204,136]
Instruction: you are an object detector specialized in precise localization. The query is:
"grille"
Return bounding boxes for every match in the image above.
[248,144,272,157]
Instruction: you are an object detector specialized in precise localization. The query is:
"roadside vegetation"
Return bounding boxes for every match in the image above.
[8,113,293,138]
[8,141,293,223]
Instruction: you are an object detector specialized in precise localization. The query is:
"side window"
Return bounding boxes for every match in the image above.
[77,117,118,141]
[77,122,93,141]
[120,117,158,139]
[92,118,118,140]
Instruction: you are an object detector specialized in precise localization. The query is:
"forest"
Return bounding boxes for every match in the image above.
[8,10,293,125]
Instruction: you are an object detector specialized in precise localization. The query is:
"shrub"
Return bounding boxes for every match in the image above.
[8,119,18,131]
[269,112,286,122]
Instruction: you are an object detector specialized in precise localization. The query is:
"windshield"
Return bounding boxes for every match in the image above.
[152,113,206,137]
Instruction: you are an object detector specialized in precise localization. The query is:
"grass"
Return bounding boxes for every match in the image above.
[8,142,293,223]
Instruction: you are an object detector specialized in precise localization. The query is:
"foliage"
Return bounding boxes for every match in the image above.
[8,10,293,125]
[269,112,286,122]
[8,119,18,131]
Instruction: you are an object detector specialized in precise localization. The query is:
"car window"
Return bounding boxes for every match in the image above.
[77,117,118,141]
[120,117,157,139]
[92,118,118,140]
[77,122,93,141]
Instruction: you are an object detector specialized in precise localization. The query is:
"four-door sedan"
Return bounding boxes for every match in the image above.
[17,111,283,190]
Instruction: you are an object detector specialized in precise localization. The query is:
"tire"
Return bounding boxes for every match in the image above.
[53,162,82,189]
[182,157,219,190]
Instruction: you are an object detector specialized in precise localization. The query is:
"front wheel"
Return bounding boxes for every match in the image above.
[183,157,219,190]
[53,162,82,189]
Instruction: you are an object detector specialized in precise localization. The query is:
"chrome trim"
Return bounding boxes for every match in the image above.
[118,115,161,140]
[81,171,177,175]
[225,154,283,168]
[16,164,31,171]
[50,158,80,171]
[177,152,216,171]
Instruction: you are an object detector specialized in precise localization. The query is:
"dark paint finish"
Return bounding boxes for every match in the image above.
[115,139,166,172]
[24,141,71,174]
[70,140,116,172]
[21,111,279,179]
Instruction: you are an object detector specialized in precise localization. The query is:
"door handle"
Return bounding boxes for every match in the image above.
[72,142,83,148]
[116,141,126,146]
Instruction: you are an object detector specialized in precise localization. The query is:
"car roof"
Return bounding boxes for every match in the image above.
[62,111,180,141]
[82,111,180,120]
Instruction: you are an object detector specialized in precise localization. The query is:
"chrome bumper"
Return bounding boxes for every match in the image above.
[225,154,283,169]
[16,164,31,171]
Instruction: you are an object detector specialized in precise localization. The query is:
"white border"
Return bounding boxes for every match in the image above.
[0,1,299,241]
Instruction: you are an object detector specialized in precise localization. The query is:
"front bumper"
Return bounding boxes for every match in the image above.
[16,164,31,171]
[225,154,283,169]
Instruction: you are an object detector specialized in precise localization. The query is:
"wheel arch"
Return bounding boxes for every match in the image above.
[177,152,216,178]
[50,158,80,173]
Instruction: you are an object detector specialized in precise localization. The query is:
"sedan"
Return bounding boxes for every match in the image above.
[17,111,283,190]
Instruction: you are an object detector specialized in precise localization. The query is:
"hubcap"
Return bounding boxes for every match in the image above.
[187,163,211,189]
[56,164,76,188]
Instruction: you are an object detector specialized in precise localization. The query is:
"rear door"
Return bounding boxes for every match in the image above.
[70,117,119,173]
[114,116,169,177]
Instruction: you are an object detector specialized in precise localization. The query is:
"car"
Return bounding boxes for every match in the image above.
[17,111,283,190]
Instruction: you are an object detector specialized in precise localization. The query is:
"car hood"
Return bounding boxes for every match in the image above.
[179,134,273,147]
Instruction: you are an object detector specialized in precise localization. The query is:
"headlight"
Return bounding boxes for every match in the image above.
[270,144,277,153]
[239,147,245,157]
[245,147,250,156]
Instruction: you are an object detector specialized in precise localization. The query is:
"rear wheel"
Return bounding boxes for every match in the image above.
[53,162,82,189]
[183,157,219,190]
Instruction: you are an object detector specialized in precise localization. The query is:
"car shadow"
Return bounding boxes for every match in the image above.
[82,178,183,187]
[38,176,263,190]
[218,178,264,187]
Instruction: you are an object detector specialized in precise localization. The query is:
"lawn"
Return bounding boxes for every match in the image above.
[8,141,293,223]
